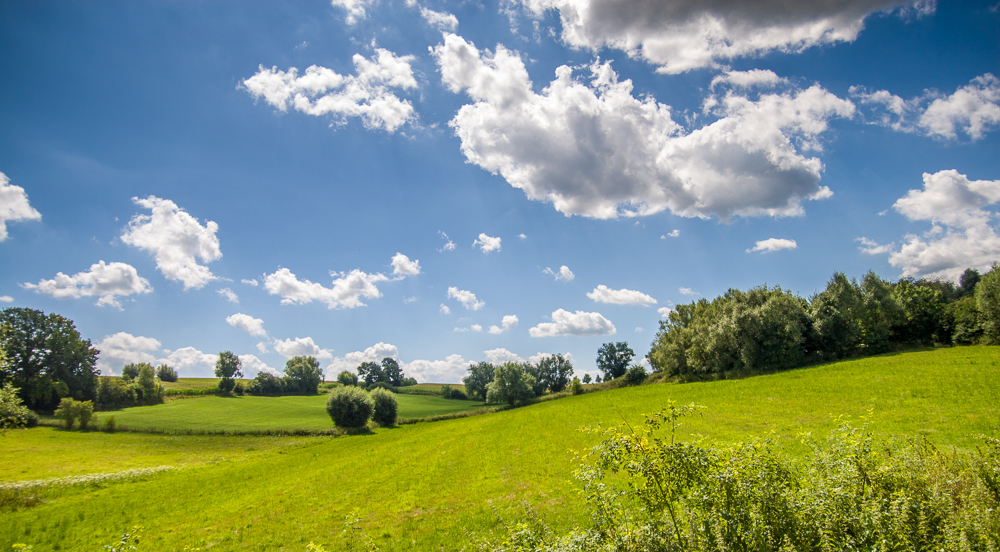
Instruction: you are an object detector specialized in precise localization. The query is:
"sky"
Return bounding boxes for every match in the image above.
[1,0,998,382]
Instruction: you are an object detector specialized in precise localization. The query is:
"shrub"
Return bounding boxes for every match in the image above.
[102,415,117,432]
[234,381,245,395]
[449,388,468,400]
[217,378,235,395]
[155,364,178,382]
[337,370,359,387]
[570,377,583,395]
[485,362,536,407]
[246,371,285,395]
[96,377,137,410]
[440,384,453,397]
[136,364,163,405]
[121,363,143,380]
[370,387,398,426]
[623,365,647,386]
[0,383,31,435]
[76,400,94,429]
[325,387,373,428]
[54,397,77,429]
[400,377,418,386]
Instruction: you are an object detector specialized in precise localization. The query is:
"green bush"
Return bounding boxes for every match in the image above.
[370,387,398,427]
[285,355,323,394]
[570,377,583,395]
[623,365,647,386]
[102,415,117,432]
[121,363,144,380]
[485,362,536,407]
[337,370,359,387]
[0,382,31,435]
[96,377,137,409]
[76,400,94,429]
[234,381,245,395]
[325,387,373,428]
[54,397,77,429]
[155,364,178,382]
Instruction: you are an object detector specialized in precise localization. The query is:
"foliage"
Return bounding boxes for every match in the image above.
[245,371,285,395]
[381,358,403,387]
[285,356,323,394]
[102,525,144,552]
[960,268,981,296]
[596,342,634,380]
[978,263,1000,345]
[357,361,382,386]
[97,377,137,409]
[325,386,373,428]
[214,351,242,395]
[369,388,398,427]
[121,363,145,381]
[895,278,949,344]
[485,362,536,407]
[155,364,178,382]
[136,364,163,404]
[535,354,574,393]
[441,384,469,399]
[581,374,591,384]
[54,398,94,430]
[0,308,99,411]
[400,377,418,387]
[102,415,117,432]
[622,364,646,385]
[338,370,359,387]
[463,361,495,401]
[569,377,583,395]
[0,382,31,435]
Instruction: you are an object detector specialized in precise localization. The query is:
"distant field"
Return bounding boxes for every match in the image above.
[410,382,463,392]
[4,346,998,551]
[94,393,487,433]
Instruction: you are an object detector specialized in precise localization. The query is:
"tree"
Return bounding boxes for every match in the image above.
[959,268,981,297]
[136,363,163,405]
[485,362,536,407]
[214,351,243,394]
[535,354,574,393]
[582,373,592,384]
[463,361,495,401]
[894,279,948,344]
[121,363,143,380]
[977,263,1000,345]
[156,364,178,382]
[596,342,634,381]
[0,308,99,411]
[285,356,323,394]
[356,361,382,386]
[0,382,31,435]
[381,357,403,387]
[808,273,863,359]
[337,370,359,386]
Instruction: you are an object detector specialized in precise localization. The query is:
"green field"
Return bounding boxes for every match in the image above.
[2,347,998,550]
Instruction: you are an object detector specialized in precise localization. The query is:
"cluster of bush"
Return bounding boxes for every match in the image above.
[648,266,1000,380]
[96,363,166,409]
[242,355,324,395]
[333,357,418,391]
[461,354,578,407]
[0,382,37,434]
[439,385,468,400]
[325,386,397,428]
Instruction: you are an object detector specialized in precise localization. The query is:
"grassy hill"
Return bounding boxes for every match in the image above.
[2,346,997,550]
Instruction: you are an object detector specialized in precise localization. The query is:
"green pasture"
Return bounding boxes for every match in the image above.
[2,346,998,551]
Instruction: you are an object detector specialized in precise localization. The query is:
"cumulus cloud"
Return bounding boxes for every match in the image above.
[325,342,400,376]
[331,0,373,24]
[447,286,485,310]
[527,351,574,365]
[489,314,519,334]
[747,238,798,253]
[256,341,268,354]
[517,0,926,74]
[871,170,1000,281]
[94,332,162,375]
[419,6,458,30]
[273,336,333,359]
[856,237,893,255]
[852,74,1000,141]
[679,287,699,295]
[402,354,469,383]
[0,172,42,241]
[22,261,152,308]
[664,230,680,238]
[658,306,675,318]
[586,284,657,306]
[711,69,787,90]
[543,265,575,281]
[0,296,12,303]
[438,231,456,252]
[242,48,418,133]
[241,279,259,287]
[455,324,483,332]
[391,252,421,278]
[439,303,451,314]
[217,288,239,303]
[529,308,616,337]
[484,347,525,364]
[433,34,849,221]
[226,313,267,338]
[120,196,222,289]
[239,354,281,377]
[161,347,218,377]
[264,267,388,309]
[473,233,502,253]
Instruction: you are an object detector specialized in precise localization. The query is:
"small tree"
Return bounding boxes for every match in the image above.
[485,362,536,407]
[215,351,243,394]
[356,361,382,386]
[977,263,1000,345]
[54,397,77,429]
[121,363,142,380]
[535,354,575,393]
[326,386,373,428]
[463,361,495,401]
[596,342,635,381]
[570,377,583,395]
[582,374,592,384]
[337,370,359,386]
[623,364,647,386]
[370,387,398,426]
[155,364,178,382]
[381,357,403,387]
[137,363,163,405]
[285,356,323,394]
[0,382,30,435]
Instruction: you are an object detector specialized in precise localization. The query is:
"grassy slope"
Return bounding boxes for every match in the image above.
[3,347,998,551]
[94,394,487,432]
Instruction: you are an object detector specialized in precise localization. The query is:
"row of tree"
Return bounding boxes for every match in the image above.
[337,357,417,388]
[462,354,575,405]
[648,266,1000,379]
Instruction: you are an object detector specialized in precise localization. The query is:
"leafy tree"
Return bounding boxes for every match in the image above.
[977,263,1000,345]
[0,307,99,411]
[570,377,583,395]
[596,342,635,381]
[535,354,575,393]
[370,387,398,426]
[381,357,403,387]
[246,371,284,395]
[400,376,418,386]
[214,351,242,394]
[54,397,92,429]
[337,370,359,386]
[623,365,647,386]
[894,279,948,344]
[594,374,602,383]
[356,361,382,386]
[959,268,981,297]
[121,363,143,380]
[136,363,163,405]
[463,361,495,401]
[948,295,982,345]
[522,362,549,397]
[326,386,373,428]
[808,273,863,359]
[156,364,178,382]
[857,271,904,354]
[582,373,592,384]
[485,362,536,407]
[285,356,323,394]
[0,382,31,435]
[96,377,137,409]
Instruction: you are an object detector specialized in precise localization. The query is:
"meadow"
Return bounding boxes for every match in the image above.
[2,346,997,551]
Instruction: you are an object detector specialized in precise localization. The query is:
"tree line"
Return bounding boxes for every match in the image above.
[648,265,1000,380]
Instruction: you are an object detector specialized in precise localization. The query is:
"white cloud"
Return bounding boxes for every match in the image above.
[239,354,281,377]
[635,327,643,333]
[256,341,268,354]
[241,279,259,287]
[747,238,798,253]
[263,267,388,309]
[120,196,222,290]
[852,74,1000,141]
[0,172,42,241]
[484,348,525,364]
[856,237,893,255]
[518,233,527,240]
[473,233,502,253]
[439,303,451,314]
[543,265,575,281]
[527,351,575,365]
[0,296,12,303]
[488,314,519,334]
[679,287,699,295]
[242,48,418,133]
[226,313,267,338]
[161,347,218,377]
[331,0,373,24]
[419,6,458,30]
[517,0,926,74]
[433,34,848,221]
[391,252,421,278]
[438,231,456,252]
[665,230,680,238]
[324,342,400,377]
[217,287,239,303]
[402,354,468,383]
[273,336,334,359]
[529,308,616,337]
[454,324,483,332]
[22,261,152,308]
[711,70,787,90]
[403,296,418,304]
[873,170,1000,281]
[95,332,162,375]
[658,306,675,318]
[447,286,485,310]
[586,284,657,306]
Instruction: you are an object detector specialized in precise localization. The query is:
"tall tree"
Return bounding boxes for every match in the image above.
[356,361,382,386]
[381,357,403,387]
[596,342,634,380]
[214,351,243,394]
[535,354,574,393]
[977,263,1000,345]
[0,308,99,411]
[285,355,323,394]
[485,362,536,407]
[463,361,495,401]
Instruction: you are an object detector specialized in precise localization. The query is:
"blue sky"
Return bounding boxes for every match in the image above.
[1,0,998,382]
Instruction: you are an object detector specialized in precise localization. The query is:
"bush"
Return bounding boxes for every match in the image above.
[370,388,398,426]
[485,362,536,407]
[246,371,285,395]
[0,382,31,435]
[155,364,178,382]
[121,363,144,380]
[623,365,647,386]
[234,381,245,395]
[325,387,373,428]
[76,400,94,429]
[570,377,583,395]
[337,370,359,387]
[102,415,117,432]
[54,397,77,429]
[449,388,468,400]
[96,377,137,410]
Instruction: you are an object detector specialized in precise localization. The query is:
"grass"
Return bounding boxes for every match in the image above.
[2,346,998,550]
